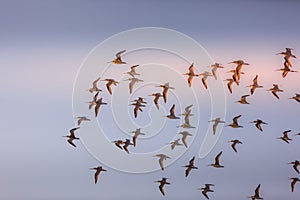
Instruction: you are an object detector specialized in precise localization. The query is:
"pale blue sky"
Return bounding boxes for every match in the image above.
[0,0,300,199]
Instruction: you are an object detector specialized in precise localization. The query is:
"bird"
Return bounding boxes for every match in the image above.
[250,119,268,132]
[295,133,300,136]
[226,115,243,128]
[90,166,107,184]
[289,177,300,192]
[169,138,183,150]
[184,63,199,87]
[177,109,195,129]
[101,79,119,95]
[88,77,102,93]
[236,94,250,104]
[109,50,126,64]
[88,91,99,110]
[63,127,80,148]
[130,100,146,118]
[209,117,225,135]
[112,140,124,150]
[181,104,193,117]
[277,48,297,68]
[124,65,140,77]
[225,78,234,94]
[289,93,300,103]
[210,63,224,80]
[76,116,90,126]
[208,151,224,168]
[165,104,180,119]
[158,82,174,103]
[124,77,144,94]
[153,154,171,171]
[95,98,107,117]
[229,60,249,82]
[155,177,170,196]
[267,84,283,99]
[248,75,263,95]
[178,131,193,148]
[199,71,213,89]
[248,184,263,200]
[276,62,298,78]
[288,160,300,174]
[149,93,162,110]
[198,184,214,199]
[123,139,133,154]
[130,128,145,147]
[131,97,147,104]
[183,156,198,177]
[229,139,242,152]
[277,130,293,144]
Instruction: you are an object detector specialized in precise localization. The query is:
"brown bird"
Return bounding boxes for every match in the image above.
[130,98,146,118]
[277,48,297,68]
[248,184,263,200]
[183,156,198,177]
[226,115,243,128]
[165,104,180,119]
[248,75,263,95]
[178,131,193,148]
[88,77,102,93]
[149,93,162,109]
[95,98,107,117]
[123,139,133,154]
[236,94,250,104]
[250,119,268,132]
[90,166,107,184]
[124,65,140,77]
[211,63,224,80]
[208,151,224,168]
[158,82,174,103]
[198,184,215,199]
[289,160,300,174]
[63,127,80,148]
[229,60,249,83]
[130,128,145,147]
[209,117,225,135]
[227,69,244,85]
[199,71,213,89]
[109,50,126,64]
[225,78,235,94]
[76,116,90,126]
[276,62,297,78]
[289,93,300,103]
[267,84,283,99]
[112,140,124,150]
[184,63,199,87]
[229,139,242,153]
[101,79,119,95]
[155,177,170,196]
[290,177,300,192]
[277,130,293,144]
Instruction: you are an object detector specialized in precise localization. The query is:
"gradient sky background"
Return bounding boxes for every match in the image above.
[1,0,300,199]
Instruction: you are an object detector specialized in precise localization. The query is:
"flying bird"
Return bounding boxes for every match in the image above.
[124,65,140,77]
[169,138,183,150]
[229,139,242,153]
[250,119,268,132]
[277,130,293,144]
[130,128,145,147]
[276,62,298,78]
[183,156,198,177]
[236,94,250,104]
[88,77,102,93]
[198,184,214,200]
[289,93,300,103]
[267,84,283,99]
[112,140,124,150]
[290,177,300,192]
[248,75,263,95]
[248,184,263,200]
[178,131,193,148]
[130,98,146,118]
[277,48,297,67]
[90,166,107,184]
[76,116,90,126]
[109,50,126,64]
[95,98,107,117]
[123,139,133,154]
[88,92,99,110]
[209,117,225,135]
[184,63,199,87]
[208,151,224,168]
[124,77,144,94]
[158,82,175,103]
[153,154,171,171]
[101,79,119,95]
[289,160,300,174]
[210,63,224,80]
[226,115,243,128]
[165,104,180,119]
[229,60,249,82]
[63,127,80,148]
[155,177,170,196]
[199,71,213,89]
[149,93,162,109]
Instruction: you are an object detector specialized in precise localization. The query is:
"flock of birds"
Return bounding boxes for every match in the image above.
[64,48,300,199]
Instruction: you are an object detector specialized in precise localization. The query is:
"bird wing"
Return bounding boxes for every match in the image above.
[185,167,192,177]
[202,191,209,199]
[189,63,195,74]
[272,91,280,99]
[129,80,135,94]
[170,104,175,116]
[231,142,237,152]
[162,89,168,103]
[134,106,139,118]
[233,115,241,124]
[159,184,165,196]
[95,102,101,117]
[253,75,258,85]
[254,184,261,197]
[256,123,263,132]
[116,50,126,58]
[293,164,299,173]
[291,179,295,192]
[215,152,222,165]
[187,76,193,87]
[202,78,208,89]
[132,136,137,147]
[182,136,188,148]
[189,156,195,166]
[159,157,165,171]
[67,138,76,148]
[227,81,233,94]
[212,67,217,80]
[106,82,112,95]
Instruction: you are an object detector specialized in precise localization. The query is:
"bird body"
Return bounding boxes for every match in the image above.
[109,50,126,64]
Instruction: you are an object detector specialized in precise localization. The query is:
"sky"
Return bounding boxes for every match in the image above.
[0,0,300,199]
